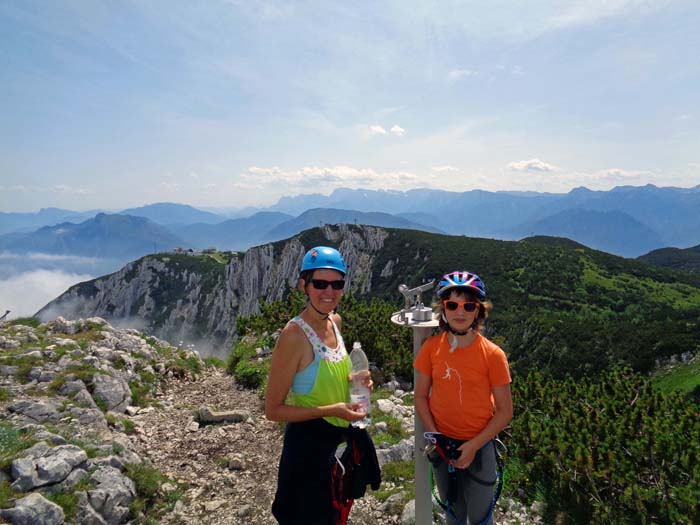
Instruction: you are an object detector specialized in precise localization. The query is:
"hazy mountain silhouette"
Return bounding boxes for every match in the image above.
[263,208,443,241]
[506,208,665,257]
[0,213,186,259]
[0,208,101,235]
[120,202,225,225]
[168,212,293,251]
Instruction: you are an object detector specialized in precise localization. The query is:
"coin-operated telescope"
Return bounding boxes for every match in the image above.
[395,280,436,324]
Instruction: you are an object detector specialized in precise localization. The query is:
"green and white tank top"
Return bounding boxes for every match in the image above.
[288,316,351,428]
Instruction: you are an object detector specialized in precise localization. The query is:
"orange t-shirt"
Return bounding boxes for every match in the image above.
[414,332,511,440]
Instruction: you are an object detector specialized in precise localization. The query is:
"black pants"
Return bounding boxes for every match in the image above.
[272,418,348,525]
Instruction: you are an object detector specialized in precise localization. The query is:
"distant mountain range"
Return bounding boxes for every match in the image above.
[0,207,100,235]
[0,213,186,260]
[2,184,700,260]
[166,212,293,251]
[505,208,665,258]
[120,202,225,225]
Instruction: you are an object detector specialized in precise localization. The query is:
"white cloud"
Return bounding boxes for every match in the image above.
[545,1,659,30]
[53,185,94,195]
[247,166,283,176]
[390,125,406,137]
[508,159,561,173]
[237,165,434,195]
[0,184,93,194]
[0,269,93,319]
[447,69,477,80]
[590,168,646,183]
[369,125,387,135]
[432,166,459,173]
[0,252,99,263]
[159,182,181,191]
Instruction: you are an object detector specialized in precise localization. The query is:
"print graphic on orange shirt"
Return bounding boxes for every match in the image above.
[442,361,463,405]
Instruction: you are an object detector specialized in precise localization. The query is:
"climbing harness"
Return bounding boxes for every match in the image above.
[331,441,358,525]
[330,427,382,525]
[424,432,505,525]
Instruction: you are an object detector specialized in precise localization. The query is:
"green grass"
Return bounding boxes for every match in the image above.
[126,463,168,499]
[9,317,41,328]
[125,463,186,523]
[652,360,700,394]
[0,387,11,402]
[204,356,226,369]
[170,350,202,377]
[48,363,102,393]
[207,252,228,264]
[129,378,155,408]
[0,481,15,509]
[375,459,416,502]
[371,413,406,447]
[47,491,78,521]
[368,388,412,447]
[0,423,36,471]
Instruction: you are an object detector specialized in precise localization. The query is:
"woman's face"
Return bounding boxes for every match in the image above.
[304,268,345,315]
[443,290,479,332]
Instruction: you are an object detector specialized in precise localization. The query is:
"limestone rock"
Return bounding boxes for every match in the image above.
[0,492,65,525]
[401,499,416,525]
[92,373,131,413]
[11,445,87,491]
[8,400,61,424]
[88,466,136,524]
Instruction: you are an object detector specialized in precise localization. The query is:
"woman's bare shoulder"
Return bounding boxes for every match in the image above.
[276,319,308,351]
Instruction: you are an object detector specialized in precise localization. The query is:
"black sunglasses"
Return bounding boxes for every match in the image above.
[311,279,345,290]
[443,300,478,312]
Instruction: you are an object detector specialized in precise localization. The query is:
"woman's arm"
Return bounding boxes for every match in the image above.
[454,383,513,469]
[264,322,366,423]
[414,370,438,433]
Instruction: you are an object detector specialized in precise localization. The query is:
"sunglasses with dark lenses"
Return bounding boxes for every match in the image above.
[311,279,345,290]
[443,300,478,312]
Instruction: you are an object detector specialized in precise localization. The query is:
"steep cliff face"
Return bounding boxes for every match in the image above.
[38,225,391,358]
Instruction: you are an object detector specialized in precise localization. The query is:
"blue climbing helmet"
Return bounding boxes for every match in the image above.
[300,246,347,276]
[436,270,486,299]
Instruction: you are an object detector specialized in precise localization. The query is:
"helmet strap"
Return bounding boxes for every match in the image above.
[306,294,331,320]
[442,313,472,343]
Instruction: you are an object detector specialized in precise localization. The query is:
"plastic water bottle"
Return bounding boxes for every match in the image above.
[349,341,371,428]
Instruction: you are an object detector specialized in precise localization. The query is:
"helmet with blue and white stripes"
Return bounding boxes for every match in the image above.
[436,270,486,299]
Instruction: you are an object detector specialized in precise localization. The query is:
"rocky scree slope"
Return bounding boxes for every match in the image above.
[0,316,203,524]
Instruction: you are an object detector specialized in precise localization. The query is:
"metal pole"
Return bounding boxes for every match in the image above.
[412,325,433,525]
[391,283,438,525]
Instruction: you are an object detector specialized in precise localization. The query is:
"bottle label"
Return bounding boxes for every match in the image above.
[350,392,370,412]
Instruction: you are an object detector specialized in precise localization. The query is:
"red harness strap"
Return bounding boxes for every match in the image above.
[330,440,360,525]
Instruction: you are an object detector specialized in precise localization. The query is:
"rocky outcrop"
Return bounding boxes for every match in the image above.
[0,493,65,525]
[0,317,203,525]
[37,225,392,358]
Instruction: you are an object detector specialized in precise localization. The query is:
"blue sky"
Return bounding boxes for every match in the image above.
[2,0,699,212]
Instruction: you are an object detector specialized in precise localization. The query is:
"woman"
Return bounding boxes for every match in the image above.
[266,246,369,525]
[414,271,513,525]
